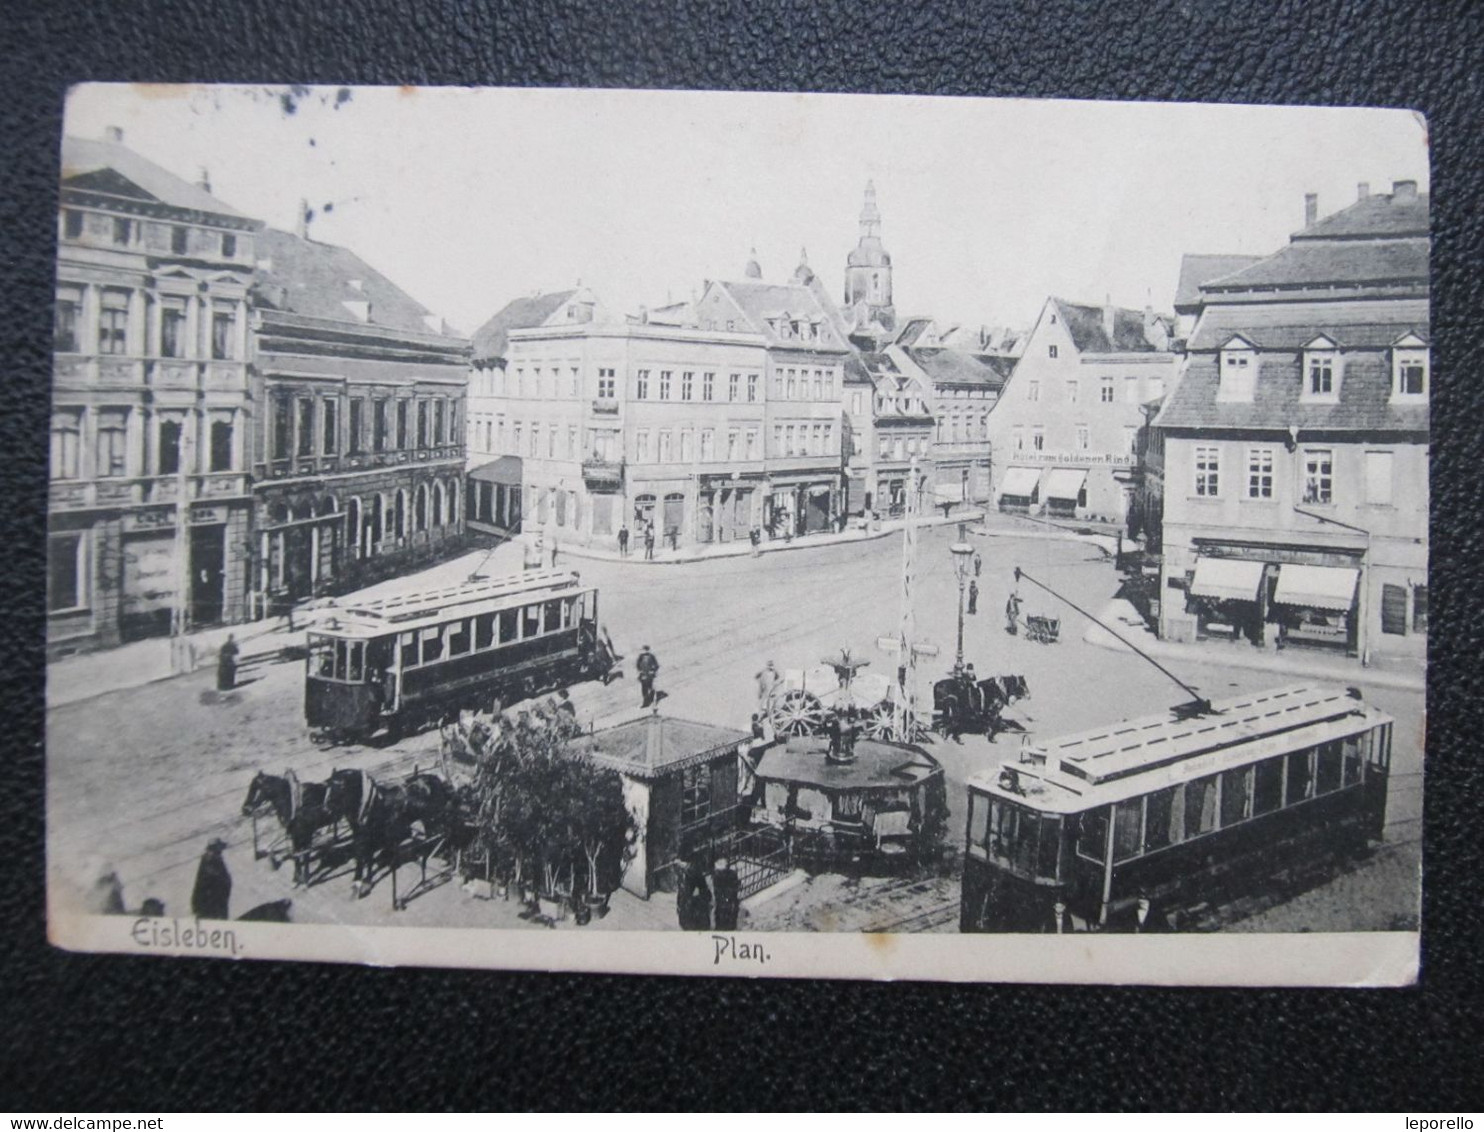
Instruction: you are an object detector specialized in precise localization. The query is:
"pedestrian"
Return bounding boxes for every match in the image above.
[967,578,979,615]
[191,838,232,920]
[549,536,559,567]
[636,644,660,708]
[643,524,655,561]
[678,859,713,930]
[755,659,780,711]
[973,550,983,578]
[88,860,125,915]
[750,527,761,557]
[618,524,630,557]
[216,633,240,691]
[1005,591,1022,636]
[712,857,741,931]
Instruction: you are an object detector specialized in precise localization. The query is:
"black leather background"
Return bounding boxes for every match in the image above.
[2,0,1482,1112]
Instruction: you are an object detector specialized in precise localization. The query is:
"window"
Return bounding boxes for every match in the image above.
[1393,348,1428,397]
[1302,449,1334,504]
[50,410,82,480]
[1246,447,1274,499]
[659,371,672,400]
[1100,377,1114,403]
[396,400,409,449]
[1218,347,1255,401]
[48,532,85,613]
[1144,787,1178,852]
[567,425,577,458]
[679,430,694,463]
[1031,427,1044,452]
[700,429,715,461]
[322,398,338,455]
[1413,585,1428,633]
[598,368,616,399]
[569,367,580,397]
[373,400,388,452]
[1026,380,1040,402]
[210,305,235,360]
[1076,806,1108,862]
[547,424,557,458]
[1286,749,1314,804]
[63,210,83,239]
[703,372,714,401]
[636,370,650,399]
[635,429,651,463]
[1365,451,1393,505]
[296,399,314,457]
[1306,351,1336,396]
[433,399,445,445]
[1076,425,1090,451]
[748,374,758,402]
[511,422,522,456]
[1194,446,1220,497]
[522,602,542,639]
[55,289,81,352]
[209,417,233,472]
[111,216,132,246]
[680,763,712,828]
[1221,766,1254,827]
[681,372,694,401]
[745,428,758,459]
[728,373,740,402]
[158,418,183,475]
[1253,757,1284,816]
[1184,775,1219,836]
[786,371,797,399]
[784,425,795,457]
[1066,380,1079,403]
[99,290,129,355]
[171,225,189,254]
[161,299,187,358]
[1315,741,1343,795]
[1381,583,1407,636]
[221,232,236,258]
[96,409,128,477]
[1048,344,1058,359]
[727,429,739,461]
[1113,798,1143,862]
[273,395,292,460]
[416,400,430,449]
[1012,426,1024,451]
[349,398,364,454]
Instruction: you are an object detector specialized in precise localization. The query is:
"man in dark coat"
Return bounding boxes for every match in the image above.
[712,857,741,931]
[216,633,239,691]
[191,838,232,920]
[643,524,655,561]
[636,645,660,708]
[618,524,630,557]
[967,578,979,615]
[677,859,712,930]
[1005,591,1022,636]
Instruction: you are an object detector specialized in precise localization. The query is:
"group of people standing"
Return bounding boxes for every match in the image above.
[617,521,657,560]
[677,856,741,931]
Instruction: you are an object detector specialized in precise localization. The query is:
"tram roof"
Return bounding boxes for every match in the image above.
[968,683,1392,813]
[310,569,591,637]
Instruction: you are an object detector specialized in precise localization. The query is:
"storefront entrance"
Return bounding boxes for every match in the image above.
[190,524,226,627]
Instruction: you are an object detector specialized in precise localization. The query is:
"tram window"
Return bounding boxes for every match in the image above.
[988,800,1017,864]
[334,640,348,681]
[1220,767,1253,827]
[967,794,989,850]
[1253,757,1284,816]
[1316,741,1343,794]
[421,630,444,665]
[522,603,541,639]
[1184,775,1218,837]
[1145,786,1177,851]
[474,613,495,650]
[448,619,471,657]
[1286,749,1315,803]
[1037,816,1062,881]
[1113,798,1143,862]
[1076,806,1108,862]
[400,632,418,670]
[498,609,518,644]
[312,639,335,679]
[544,600,563,633]
[1342,737,1364,786]
[348,642,364,683]
[563,597,578,627]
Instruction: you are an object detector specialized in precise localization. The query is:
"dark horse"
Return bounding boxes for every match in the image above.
[331,770,455,902]
[933,674,1030,742]
[240,769,361,887]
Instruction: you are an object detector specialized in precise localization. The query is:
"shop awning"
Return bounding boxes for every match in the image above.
[468,456,523,486]
[1273,564,1359,612]
[1044,468,1088,501]
[1189,557,1266,603]
[999,467,1041,498]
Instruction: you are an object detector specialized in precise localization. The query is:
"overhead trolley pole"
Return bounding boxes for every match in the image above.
[894,458,921,740]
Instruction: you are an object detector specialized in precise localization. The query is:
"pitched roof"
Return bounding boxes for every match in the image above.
[1186,299,1430,352]
[1054,299,1170,354]
[900,346,1007,390]
[710,280,851,352]
[1201,238,1428,292]
[254,227,455,338]
[1293,185,1429,240]
[470,291,575,365]
[894,317,936,347]
[1155,349,1428,434]
[570,715,749,778]
[1174,254,1263,310]
[61,135,254,222]
[974,353,1018,381]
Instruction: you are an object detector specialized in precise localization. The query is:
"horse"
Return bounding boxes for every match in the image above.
[341,771,455,900]
[240,769,361,887]
[992,674,1030,703]
[933,676,1018,742]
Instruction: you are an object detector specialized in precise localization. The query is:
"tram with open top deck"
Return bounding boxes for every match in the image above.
[304,569,614,741]
[960,683,1393,932]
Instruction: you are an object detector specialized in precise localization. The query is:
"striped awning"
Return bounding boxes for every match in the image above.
[1273,565,1359,612]
[1189,557,1266,603]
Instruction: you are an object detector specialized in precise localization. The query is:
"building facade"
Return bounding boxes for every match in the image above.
[49,131,261,655]
[1155,181,1429,663]
[841,352,936,518]
[988,297,1177,523]
[248,226,470,613]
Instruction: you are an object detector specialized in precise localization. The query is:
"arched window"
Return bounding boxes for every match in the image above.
[269,502,289,524]
[317,496,336,517]
[345,497,361,558]
[447,477,460,525]
[415,483,428,531]
[395,489,407,539]
[370,493,384,546]
[432,481,444,528]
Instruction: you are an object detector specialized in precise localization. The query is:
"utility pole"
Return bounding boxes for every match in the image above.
[894,457,920,740]
[170,424,195,674]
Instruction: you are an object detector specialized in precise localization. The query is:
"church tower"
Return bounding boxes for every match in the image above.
[843,180,895,336]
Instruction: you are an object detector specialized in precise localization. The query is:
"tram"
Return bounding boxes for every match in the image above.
[960,683,1394,932]
[304,569,613,740]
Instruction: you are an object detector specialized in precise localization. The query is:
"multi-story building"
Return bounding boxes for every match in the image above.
[841,351,935,518]
[49,130,261,655]
[1154,181,1428,663]
[987,297,1177,523]
[248,225,469,612]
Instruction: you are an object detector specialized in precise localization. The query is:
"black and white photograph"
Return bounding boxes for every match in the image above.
[45,84,1427,984]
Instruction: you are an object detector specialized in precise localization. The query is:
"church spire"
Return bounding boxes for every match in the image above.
[791,245,815,285]
[859,180,881,240]
[744,246,762,280]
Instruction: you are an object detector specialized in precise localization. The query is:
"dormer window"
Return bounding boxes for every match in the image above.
[1302,336,1340,401]
[1391,333,1428,398]
[1217,337,1257,402]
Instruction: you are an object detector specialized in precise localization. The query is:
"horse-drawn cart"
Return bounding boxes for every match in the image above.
[931,672,1030,742]
[1025,614,1061,644]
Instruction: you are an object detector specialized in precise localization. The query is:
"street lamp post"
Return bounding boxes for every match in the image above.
[950,540,974,674]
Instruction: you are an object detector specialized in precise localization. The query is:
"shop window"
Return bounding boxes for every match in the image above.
[47,532,85,612]
[1381,583,1407,635]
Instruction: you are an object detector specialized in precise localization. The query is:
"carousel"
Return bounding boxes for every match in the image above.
[762,648,903,740]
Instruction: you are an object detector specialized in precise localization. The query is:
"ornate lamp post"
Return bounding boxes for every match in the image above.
[950,540,975,674]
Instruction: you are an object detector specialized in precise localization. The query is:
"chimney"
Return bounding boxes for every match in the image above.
[1392,179,1419,201]
[103,126,123,143]
[1304,193,1318,226]
[1358,182,1371,200]
[296,198,310,240]
[197,167,212,194]
[1102,294,1116,343]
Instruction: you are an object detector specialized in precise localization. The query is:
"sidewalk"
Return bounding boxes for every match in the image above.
[1082,597,1426,694]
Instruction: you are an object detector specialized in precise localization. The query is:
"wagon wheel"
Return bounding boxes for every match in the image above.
[862,700,897,741]
[771,689,825,736]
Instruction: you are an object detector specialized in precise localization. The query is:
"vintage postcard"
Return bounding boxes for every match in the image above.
[46,85,1426,985]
